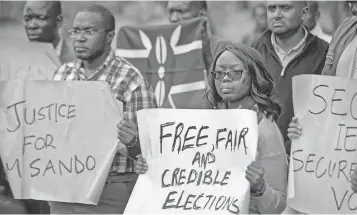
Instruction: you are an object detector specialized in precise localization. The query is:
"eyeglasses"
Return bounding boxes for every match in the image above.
[211,69,246,81]
[68,29,112,38]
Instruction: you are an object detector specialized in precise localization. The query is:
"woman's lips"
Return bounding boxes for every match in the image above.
[221,87,232,93]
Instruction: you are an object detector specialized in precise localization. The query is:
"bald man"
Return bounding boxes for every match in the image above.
[23,1,75,63]
[252,1,328,156]
[304,1,332,43]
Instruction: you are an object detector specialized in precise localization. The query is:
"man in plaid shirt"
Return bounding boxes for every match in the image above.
[50,5,156,214]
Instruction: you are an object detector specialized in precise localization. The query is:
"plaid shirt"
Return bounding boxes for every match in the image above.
[53,51,156,174]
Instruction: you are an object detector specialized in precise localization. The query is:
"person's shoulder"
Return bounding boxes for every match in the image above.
[329,16,357,45]
[251,30,271,50]
[338,16,357,31]
[313,34,329,50]
[257,114,286,156]
[61,38,76,63]
[53,60,77,80]
[308,33,329,55]
[111,55,149,87]
[58,60,76,70]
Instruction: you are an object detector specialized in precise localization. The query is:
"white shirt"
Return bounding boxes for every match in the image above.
[271,27,308,76]
[55,38,63,57]
[310,24,332,44]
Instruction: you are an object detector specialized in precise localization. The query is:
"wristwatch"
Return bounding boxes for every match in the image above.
[251,179,266,197]
[127,136,138,148]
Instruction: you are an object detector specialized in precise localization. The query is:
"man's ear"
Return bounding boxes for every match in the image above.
[106,31,115,44]
[56,15,63,28]
[301,6,308,21]
[199,9,207,18]
[316,10,321,20]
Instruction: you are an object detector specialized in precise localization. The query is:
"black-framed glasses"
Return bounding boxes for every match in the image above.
[68,29,112,38]
[211,69,247,81]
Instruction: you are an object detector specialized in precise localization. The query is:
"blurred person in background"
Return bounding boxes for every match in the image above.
[242,3,268,46]
[322,0,357,79]
[303,1,332,43]
[23,1,75,63]
[252,1,328,158]
[167,0,227,71]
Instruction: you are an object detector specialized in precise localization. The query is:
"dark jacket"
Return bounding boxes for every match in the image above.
[252,30,329,154]
[322,16,357,76]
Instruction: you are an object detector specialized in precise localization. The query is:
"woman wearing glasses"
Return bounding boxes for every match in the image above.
[135,43,288,214]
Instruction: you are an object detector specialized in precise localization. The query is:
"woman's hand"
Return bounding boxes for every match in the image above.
[245,161,265,193]
[287,117,302,140]
[135,155,148,174]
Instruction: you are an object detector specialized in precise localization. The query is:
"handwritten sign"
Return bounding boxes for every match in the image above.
[0,80,122,204]
[125,109,258,214]
[0,38,60,80]
[288,75,357,213]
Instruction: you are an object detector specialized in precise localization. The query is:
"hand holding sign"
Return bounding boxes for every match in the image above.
[135,155,148,174]
[245,161,265,193]
[117,112,138,146]
[287,117,302,140]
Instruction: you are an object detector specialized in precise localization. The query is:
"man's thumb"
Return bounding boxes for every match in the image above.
[123,111,129,120]
[292,116,299,124]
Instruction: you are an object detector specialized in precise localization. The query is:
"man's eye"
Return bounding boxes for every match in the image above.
[37,15,46,20]
[84,31,94,36]
[283,6,290,11]
[267,6,275,12]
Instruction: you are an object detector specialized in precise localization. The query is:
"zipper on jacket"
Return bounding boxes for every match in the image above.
[264,34,316,77]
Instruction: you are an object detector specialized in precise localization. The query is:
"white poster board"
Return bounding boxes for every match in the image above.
[125,109,259,214]
[288,75,357,213]
[0,80,122,204]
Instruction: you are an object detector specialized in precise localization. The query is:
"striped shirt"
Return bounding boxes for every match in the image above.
[53,51,156,174]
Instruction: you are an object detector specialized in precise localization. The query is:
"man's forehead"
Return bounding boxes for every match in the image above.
[167,1,192,9]
[72,12,102,29]
[266,1,295,6]
[24,1,52,13]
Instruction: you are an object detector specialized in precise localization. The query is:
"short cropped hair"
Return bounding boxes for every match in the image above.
[82,4,115,31]
[193,1,207,11]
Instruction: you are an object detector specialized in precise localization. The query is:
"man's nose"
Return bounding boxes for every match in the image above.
[75,33,87,42]
[169,12,181,23]
[27,19,38,29]
[273,8,283,18]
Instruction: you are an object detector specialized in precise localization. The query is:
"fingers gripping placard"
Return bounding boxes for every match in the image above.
[125,109,258,214]
[288,75,357,214]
